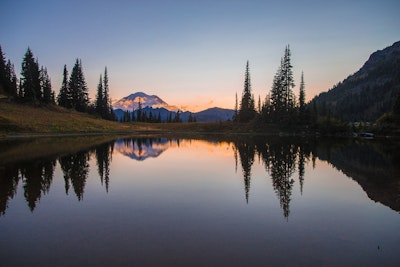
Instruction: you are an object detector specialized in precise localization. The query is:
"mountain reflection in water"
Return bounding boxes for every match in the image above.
[114,137,170,161]
[0,136,399,218]
[1,136,400,266]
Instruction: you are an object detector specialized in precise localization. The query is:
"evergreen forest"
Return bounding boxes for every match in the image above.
[1,43,400,135]
[0,45,115,121]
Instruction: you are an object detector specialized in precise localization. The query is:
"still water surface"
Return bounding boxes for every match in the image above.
[0,135,399,266]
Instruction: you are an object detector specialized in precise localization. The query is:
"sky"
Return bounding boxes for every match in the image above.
[1,0,399,111]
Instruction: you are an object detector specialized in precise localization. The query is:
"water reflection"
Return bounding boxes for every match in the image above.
[24,160,55,211]
[0,159,56,213]
[95,141,114,192]
[60,152,90,200]
[233,140,255,203]
[234,137,400,217]
[234,137,314,218]
[315,139,400,212]
[114,137,170,160]
[0,136,399,217]
[0,164,19,214]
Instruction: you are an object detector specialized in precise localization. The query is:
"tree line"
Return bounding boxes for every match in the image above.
[120,102,197,123]
[234,45,313,127]
[2,135,398,216]
[234,44,400,135]
[0,46,54,104]
[0,45,115,120]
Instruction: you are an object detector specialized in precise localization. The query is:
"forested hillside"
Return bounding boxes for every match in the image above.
[312,41,400,121]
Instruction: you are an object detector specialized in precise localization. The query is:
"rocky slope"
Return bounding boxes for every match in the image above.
[312,41,400,121]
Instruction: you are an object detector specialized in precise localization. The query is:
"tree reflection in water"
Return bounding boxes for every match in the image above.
[234,137,400,218]
[0,136,399,217]
[0,164,20,214]
[0,142,114,214]
[234,141,255,203]
[95,142,114,192]
[59,152,90,201]
[234,138,313,218]
[23,160,56,211]
[266,143,297,219]
[0,160,56,212]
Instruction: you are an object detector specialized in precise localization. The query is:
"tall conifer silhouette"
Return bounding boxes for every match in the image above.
[239,61,255,122]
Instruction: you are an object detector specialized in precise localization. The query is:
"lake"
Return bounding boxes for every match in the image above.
[0,135,399,266]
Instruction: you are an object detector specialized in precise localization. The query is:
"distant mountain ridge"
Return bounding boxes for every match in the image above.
[311,41,400,121]
[195,107,235,122]
[112,92,234,122]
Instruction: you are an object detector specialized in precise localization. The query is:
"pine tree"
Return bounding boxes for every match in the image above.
[95,74,103,115]
[238,61,256,122]
[269,64,284,121]
[69,59,89,112]
[282,45,295,111]
[261,93,271,122]
[268,45,296,123]
[0,46,17,97]
[137,100,142,122]
[40,67,53,103]
[18,79,23,98]
[57,65,71,108]
[234,92,238,122]
[298,71,306,123]
[94,67,114,120]
[299,71,305,111]
[102,67,111,119]
[20,48,41,101]
[5,60,17,97]
[173,110,182,122]
[0,45,6,94]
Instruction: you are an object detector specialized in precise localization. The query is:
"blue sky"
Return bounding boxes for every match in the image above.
[1,0,399,111]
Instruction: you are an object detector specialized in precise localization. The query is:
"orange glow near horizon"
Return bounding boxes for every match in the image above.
[109,80,332,113]
[114,138,234,161]
[168,86,327,112]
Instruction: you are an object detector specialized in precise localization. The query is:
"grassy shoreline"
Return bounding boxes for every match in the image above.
[0,101,280,138]
[2,101,399,139]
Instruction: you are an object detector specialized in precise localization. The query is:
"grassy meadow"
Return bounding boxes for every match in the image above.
[0,101,277,137]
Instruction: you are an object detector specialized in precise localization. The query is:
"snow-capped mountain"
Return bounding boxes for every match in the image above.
[113,92,179,112]
[113,91,235,122]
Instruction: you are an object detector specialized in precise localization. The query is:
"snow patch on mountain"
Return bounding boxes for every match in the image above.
[113,91,235,122]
